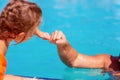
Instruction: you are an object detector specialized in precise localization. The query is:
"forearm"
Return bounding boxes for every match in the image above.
[57,42,106,68]
[57,42,78,67]
[50,31,110,69]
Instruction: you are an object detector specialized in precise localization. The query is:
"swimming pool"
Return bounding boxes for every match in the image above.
[1,0,120,80]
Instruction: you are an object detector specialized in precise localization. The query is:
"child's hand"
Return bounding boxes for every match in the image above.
[34,29,50,40]
[50,30,68,45]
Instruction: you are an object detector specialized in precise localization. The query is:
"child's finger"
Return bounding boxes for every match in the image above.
[42,33,50,40]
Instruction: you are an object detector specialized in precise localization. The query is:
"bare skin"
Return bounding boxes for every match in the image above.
[2,28,50,80]
[50,30,120,76]
[0,0,51,79]
[3,30,120,79]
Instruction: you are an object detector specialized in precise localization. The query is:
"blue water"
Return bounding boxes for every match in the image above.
[1,0,120,80]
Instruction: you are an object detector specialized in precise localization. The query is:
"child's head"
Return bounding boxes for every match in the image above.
[0,0,42,43]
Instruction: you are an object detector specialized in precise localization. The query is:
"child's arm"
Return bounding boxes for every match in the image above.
[50,31,111,69]
[34,28,50,40]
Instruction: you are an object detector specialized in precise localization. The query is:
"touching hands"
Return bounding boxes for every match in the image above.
[35,29,68,45]
[50,30,68,45]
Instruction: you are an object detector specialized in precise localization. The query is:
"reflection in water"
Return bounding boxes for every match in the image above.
[107,71,120,80]
[113,0,120,44]
[114,0,120,5]
[63,68,120,80]
[53,0,120,20]
[114,0,120,19]
[62,68,107,80]
[53,0,113,18]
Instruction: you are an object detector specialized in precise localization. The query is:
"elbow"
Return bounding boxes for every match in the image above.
[64,59,79,68]
[65,63,77,68]
[70,61,79,68]
[60,53,79,68]
[66,63,75,68]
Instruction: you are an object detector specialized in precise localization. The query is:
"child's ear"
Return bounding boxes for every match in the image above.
[15,32,25,43]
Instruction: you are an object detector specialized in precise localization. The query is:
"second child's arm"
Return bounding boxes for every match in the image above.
[50,31,111,69]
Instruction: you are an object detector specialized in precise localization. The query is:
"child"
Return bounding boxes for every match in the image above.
[0,0,50,80]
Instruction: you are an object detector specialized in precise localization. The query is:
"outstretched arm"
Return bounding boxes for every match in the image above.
[50,31,111,69]
[34,28,50,40]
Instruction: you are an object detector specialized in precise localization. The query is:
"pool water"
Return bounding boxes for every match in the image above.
[1,0,120,80]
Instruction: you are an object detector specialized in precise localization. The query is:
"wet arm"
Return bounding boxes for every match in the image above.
[57,42,109,69]
[50,31,110,69]
[57,42,78,67]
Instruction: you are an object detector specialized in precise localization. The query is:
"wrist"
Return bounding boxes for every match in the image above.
[57,40,70,48]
